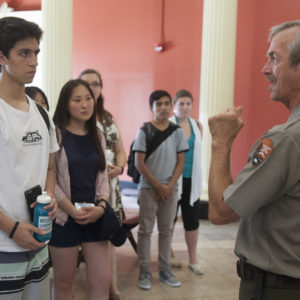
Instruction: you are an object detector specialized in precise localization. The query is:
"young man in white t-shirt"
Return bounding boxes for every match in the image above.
[0,17,59,299]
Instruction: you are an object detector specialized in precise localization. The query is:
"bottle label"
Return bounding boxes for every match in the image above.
[38,216,52,233]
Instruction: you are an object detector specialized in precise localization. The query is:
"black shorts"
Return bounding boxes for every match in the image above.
[174,177,200,231]
[49,217,105,247]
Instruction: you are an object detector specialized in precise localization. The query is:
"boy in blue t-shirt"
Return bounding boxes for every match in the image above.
[133,90,188,290]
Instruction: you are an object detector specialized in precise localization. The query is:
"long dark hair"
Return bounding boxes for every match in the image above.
[78,69,113,126]
[53,79,106,171]
[25,86,50,110]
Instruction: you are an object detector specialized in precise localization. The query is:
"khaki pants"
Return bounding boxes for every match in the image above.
[137,187,177,273]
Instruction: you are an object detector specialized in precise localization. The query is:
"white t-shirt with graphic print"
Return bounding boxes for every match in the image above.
[0,96,59,252]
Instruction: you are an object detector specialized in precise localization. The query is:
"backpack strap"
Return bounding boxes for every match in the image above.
[36,103,50,131]
[142,122,179,160]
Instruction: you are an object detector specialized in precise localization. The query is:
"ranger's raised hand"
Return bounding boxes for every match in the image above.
[208,106,244,147]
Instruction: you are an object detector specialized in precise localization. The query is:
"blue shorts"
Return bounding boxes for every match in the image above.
[49,217,104,247]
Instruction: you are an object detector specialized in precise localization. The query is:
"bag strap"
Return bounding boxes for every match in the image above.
[36,103,50,131]
[142,122,179,160]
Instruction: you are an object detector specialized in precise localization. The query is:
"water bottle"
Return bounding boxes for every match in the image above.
[33,191,52,242]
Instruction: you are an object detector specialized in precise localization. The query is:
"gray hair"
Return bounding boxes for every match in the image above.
[269,20,300,66]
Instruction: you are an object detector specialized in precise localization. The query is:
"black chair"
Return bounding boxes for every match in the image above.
[120,180,139,254]
[122,215,139,253]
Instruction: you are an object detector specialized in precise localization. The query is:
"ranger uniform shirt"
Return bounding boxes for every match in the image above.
[224,104,300,279]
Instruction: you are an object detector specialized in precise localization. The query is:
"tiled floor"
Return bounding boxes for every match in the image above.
[50,207,241,300]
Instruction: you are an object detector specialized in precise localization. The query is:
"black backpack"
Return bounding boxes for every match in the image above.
[127,122,178,183]
[127,123,152,183]
[127,140,141,183]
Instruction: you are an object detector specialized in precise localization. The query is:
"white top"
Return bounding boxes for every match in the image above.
[169,116,202,205]
[0,96,59,252]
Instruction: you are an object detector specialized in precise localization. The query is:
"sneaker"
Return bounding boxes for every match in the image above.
[170,257,182,268]
[158,270,181,287]
[138,271,152,290]
[189,263,204,275]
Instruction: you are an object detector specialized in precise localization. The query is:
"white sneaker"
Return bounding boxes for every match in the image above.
[170,257,183,268]
[189,263,204,275]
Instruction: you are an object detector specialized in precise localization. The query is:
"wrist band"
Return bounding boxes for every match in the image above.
[98,204,106,212]
[95,199,107,208]
[9,221,19,239]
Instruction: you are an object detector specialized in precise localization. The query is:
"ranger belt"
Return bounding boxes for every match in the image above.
[237,260,300,289]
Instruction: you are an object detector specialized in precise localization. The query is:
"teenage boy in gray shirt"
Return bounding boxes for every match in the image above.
[133,90,188,290]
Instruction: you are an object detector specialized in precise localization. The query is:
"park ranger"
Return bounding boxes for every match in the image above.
[208,20,300,299]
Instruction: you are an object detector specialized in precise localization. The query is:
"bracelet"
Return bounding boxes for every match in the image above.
[117,165,124,175]
[9,221,20,239]
[98,204,106,212]
[95,199,107,208]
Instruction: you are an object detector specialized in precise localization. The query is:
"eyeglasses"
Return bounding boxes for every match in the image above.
[88,81,101,88]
